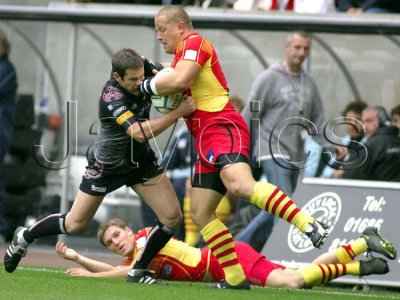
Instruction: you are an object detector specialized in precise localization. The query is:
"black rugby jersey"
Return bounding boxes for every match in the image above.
[90,76,155,169]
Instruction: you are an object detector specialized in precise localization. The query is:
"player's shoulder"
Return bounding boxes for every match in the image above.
[185,32,210,47]
[101,79,125,103]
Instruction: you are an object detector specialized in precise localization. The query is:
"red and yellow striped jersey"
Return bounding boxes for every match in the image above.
[171,32,229,112]
[121,228,218,282]
[121,228,280,285]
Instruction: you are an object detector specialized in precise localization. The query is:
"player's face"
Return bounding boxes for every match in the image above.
[103,225,134,257]
[285,34,310,68]
[113,68,144,95]
[155,15,182,54]
[362,110,380,139]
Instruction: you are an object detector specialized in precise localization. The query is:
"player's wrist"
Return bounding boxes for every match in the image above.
[75,254,85,263]
[140,77,159,96]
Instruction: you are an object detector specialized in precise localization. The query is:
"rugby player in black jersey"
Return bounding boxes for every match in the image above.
[3,48,196,285]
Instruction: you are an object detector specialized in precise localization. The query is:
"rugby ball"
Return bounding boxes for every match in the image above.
[151,67,183,114]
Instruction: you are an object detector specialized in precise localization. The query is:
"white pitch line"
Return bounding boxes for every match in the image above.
[19,266,64,273]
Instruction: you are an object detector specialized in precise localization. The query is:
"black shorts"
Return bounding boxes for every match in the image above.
[79,158,164,196]
[192,153,249,195]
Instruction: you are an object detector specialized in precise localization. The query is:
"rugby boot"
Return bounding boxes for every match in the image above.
[360,257,389,276]
[362,227,396,260]
[211,279,251,290]
[305,220,329,248]
[4,227,29,273]
[127,269,165,285]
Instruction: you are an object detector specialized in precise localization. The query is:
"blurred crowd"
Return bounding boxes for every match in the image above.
[68,0,400,13]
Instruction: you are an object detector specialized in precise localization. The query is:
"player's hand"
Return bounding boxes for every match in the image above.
[65,268,93,277]
[176,96,196,117]
[143,57,164,76]
[55,241,79,261]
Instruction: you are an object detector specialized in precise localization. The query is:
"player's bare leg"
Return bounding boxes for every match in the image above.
[4,191,103,273]
[127,174,182,284]
[220,162,328,248]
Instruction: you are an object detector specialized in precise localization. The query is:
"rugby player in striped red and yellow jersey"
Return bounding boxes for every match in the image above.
[55,218,393,288]
[138,5,329,289]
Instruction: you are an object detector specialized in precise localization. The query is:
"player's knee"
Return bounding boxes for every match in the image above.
[226,182,253,199]
[64,218,88,234]
[172,211,183,228]
[190,209,214,229]
[284,280,303,289]
[162,210,183,229]
[282,272,304,289]
[190,210,201,227]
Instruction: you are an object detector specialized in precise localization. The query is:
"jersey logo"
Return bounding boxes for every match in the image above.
[183,49,198,61]
[112,106,127,117]
[103,86,123,102]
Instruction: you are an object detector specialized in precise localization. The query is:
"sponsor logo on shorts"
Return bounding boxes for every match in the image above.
[207,149,215,163]
[91,184,106,193]
[160,264,172,279]
[84,162,103,179]
[288,192,341,253]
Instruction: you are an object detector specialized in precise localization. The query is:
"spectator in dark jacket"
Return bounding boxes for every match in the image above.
[0,29,18,241]
[390,104,400,130]
[337,0,400,13]
[342,106,400,182]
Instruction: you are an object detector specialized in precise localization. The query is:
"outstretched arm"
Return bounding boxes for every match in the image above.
[55,241,143,278]
[56,241,115,272]
[65,265,132,278]
[55,241,131,278]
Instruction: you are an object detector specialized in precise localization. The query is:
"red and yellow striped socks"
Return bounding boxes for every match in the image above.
[334,238,368,263]
[249,182,314,233]
[298,261,361,287]
[200,218,246,286]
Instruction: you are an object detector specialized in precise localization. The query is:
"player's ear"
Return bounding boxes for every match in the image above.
[177,21,185,35]
[125,226,132,234]
[112,71,122,83]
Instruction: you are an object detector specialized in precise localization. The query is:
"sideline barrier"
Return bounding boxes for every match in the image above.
[0,4,400,34]
[262,178,400,287]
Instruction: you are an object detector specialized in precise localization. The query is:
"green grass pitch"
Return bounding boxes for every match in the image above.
[1,267,399,300]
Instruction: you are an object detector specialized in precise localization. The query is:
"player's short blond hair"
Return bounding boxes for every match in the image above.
[156,5,192,28]
[97,218,127,247]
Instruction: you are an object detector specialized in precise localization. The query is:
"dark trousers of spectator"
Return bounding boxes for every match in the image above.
[0,148,10,239]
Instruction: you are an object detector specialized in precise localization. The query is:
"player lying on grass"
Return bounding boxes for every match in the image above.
[56,218,396,288]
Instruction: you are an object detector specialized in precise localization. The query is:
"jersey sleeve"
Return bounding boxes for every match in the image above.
[120,227,152,266]
[134,227,150,250]
[182,36,212,67]
[100,85,137,131]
